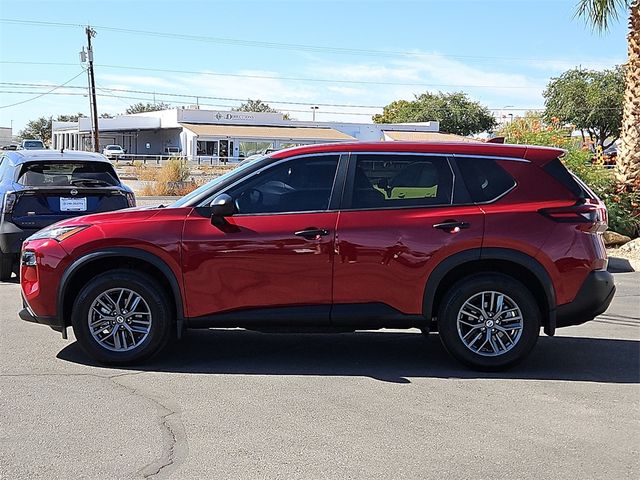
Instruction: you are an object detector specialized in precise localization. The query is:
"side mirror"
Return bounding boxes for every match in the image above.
[210,194,235,221]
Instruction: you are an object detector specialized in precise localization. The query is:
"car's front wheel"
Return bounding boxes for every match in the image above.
[437,274,540,371]
[71,269,173,365]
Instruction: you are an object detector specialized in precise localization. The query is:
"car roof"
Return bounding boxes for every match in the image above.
[1,149,112,165]
[270,141,565,165]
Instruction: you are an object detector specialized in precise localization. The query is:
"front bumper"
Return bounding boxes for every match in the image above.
[19,294,66,337]
[556,270,615,328]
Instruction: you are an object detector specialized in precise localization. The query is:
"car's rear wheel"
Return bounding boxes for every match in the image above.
[437,274,540,371]
[0,252,14,281]
[71,269,173,365]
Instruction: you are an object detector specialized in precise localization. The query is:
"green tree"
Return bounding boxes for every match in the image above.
[576,0,639,187]
[18,113,87,145]
[234,99,291,119]
[543,67,624,148]
[18,117,51,144]
[56,112,86,122]
[125,102,171,114]
[373,92,496,136]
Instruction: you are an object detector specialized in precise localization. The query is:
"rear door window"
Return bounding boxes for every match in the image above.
[17,162,119,187]
[346,154,454,209]
[455,157,516,203]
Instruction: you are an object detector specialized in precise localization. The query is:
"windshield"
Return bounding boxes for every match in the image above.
[23,141,44,149]
[106,145,121,150]
[18,161,119,187]
[171,156,265,207]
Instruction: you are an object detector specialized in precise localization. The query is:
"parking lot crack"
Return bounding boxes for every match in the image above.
[0,371,188,477]
[108,373,188,480]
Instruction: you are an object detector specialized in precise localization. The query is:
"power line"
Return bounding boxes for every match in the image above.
[0,60,542,90]
[0,82,384,109]
[1,83,620,112]
[0,90,379,116]
[0,18,613,65]
[0,71,86,109]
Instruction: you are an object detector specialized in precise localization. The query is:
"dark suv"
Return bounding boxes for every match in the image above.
[1,150,135,280]
[19,142,615,370]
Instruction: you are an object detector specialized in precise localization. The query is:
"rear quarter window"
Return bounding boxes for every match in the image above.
[456,157,516,203]
[542,158,593,200]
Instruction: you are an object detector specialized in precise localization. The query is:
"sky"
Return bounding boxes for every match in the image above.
[0,0,629,134]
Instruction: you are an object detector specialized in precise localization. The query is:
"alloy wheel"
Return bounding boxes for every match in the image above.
[456,291,523,357]
[87,288,152,352]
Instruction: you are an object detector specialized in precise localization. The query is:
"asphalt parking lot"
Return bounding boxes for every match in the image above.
[1,273,638,479]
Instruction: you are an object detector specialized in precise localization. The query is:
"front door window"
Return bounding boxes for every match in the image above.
[226,155,339,214]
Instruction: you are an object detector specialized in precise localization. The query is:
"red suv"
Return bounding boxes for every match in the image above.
[19,142,615,370]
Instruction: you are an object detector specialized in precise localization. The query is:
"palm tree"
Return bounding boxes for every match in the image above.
[577,0,639,189]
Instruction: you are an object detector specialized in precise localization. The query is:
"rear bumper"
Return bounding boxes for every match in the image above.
[0,219,37,254]
[556,270,615,328]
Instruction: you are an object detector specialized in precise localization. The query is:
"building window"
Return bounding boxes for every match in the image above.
[238,141,273,158]
[197,141,218,156]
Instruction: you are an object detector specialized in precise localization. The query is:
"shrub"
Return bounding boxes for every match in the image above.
[138,159,196,196]
[497,112,576,149]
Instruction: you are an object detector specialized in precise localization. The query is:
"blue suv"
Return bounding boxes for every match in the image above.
[0,149,135,280]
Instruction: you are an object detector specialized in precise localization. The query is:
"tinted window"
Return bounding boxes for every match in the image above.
[456,157,516,203]
[349,154,453,209]
[543,158,589,200]
[23,141,43,148]
[17,162,119,187]
[227,155,339,214]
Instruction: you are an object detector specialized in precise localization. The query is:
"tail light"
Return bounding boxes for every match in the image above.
[539,201,608,233]
[3,192,17,214]
[125,192,136,207]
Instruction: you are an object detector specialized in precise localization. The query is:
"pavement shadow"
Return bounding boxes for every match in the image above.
[57,330,640,384]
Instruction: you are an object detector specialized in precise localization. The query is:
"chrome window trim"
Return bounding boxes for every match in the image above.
[470,181,517,205]
[451,153,531,163]
[195,150,529,209]
[197,152,341,210]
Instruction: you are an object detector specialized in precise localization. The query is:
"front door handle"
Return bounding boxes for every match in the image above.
[433,220,470,232]
[294,228,329,240]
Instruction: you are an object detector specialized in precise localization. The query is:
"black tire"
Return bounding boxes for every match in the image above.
[71,269,173,365]
[0,253,14,282]
[437,273,540,371]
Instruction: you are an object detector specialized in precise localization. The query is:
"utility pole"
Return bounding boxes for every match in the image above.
[86,26,99,152]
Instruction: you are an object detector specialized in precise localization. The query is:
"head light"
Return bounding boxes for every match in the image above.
[27,225,90,242]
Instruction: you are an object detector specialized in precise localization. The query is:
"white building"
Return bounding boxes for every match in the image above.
[0,127,12,146]
[52,108,440,162]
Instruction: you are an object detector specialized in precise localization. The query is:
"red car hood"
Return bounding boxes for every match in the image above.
[50,206,177,228]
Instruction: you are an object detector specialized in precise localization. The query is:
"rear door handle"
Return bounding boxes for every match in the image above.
[433,221,470,232]
[294,228,329,239]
